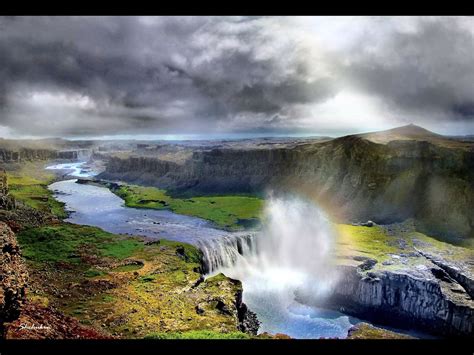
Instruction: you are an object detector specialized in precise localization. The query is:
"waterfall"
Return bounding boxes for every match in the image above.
[198,233,258,274]
[200,193,339,296]
[199,193,342,337]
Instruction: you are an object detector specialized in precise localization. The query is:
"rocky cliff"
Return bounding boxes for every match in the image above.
[0,171,15,211]
[0,170,51,231]
[98,126,474,241]
[0,148,91,162]
[298,255,474,337]
[0,222,28,336]
[0,137,94,163]
[337,265,472,337]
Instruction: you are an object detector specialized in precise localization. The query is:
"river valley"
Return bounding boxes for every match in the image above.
[1,129,472,340]
[46,161,367,339]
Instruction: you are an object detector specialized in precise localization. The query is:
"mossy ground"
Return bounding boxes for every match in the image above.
[335,222,473,272]
[336,224,400,264]
[17,223,248,339]
[347,323,414,339]
[6,162,67,218]
[144,330,251,339]
[18,224,143,263]
[112,184,263,230]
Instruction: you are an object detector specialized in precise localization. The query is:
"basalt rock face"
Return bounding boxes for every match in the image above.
[417,250,474,299]
[235,288,260,335]
[321,264,474,337]
[99,136,474,241]
[0,149,57,162]
[0,148,91,163]
[102,155,182,188]
[0,222,28,336]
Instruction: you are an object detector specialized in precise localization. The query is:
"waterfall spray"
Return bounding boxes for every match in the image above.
[200,193,340,304]
[199,193,343,337]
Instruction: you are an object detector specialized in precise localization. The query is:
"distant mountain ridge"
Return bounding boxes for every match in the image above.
[99,124,474,242]
[1,124,473,242]
[355,124,472,150]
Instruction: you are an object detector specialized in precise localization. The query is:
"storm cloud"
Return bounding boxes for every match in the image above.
[0,16,473,137]
[344,17,474,122]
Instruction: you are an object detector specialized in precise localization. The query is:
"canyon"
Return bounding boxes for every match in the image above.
[0,124,473,339]
[96,125,474,244]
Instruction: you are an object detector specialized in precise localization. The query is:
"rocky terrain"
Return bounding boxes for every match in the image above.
[297,222,474,337]
[97,125,474,243]
[0,125,473,339]
[17,224,259,339]
[0,222,28,336]
[0,165,259,339]
[0,138,95,163]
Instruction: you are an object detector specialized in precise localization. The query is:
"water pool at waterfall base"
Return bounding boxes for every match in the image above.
[199,194,362,339]
[245,297,360,339]
[208,264,361,339]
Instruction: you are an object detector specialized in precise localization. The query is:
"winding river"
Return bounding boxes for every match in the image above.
[47,161,360,339]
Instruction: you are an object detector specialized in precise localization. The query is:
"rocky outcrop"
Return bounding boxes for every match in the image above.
[0,149,56,162]
[416,249,474,299]
[98,135,474,241]
[307,264,474,337]
[0,204,53,233]
[235,289,260,335]
[0,222,28,336]
[0,171,15,211]
[347,322,414,339]
[195,273,260,336]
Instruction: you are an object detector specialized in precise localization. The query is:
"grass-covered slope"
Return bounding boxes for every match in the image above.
[336,221,473,271]
[16,223,250,339]
[347,323,414,339]
[18,224,143,263]
[6,162,67,218]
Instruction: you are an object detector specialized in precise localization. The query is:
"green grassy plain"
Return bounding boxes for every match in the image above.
[17,223,250,339]
[336,223,473,271]
[6,162,67,218]
[144,330,251,339]
[17,224,144,263]
[113,184,264,230]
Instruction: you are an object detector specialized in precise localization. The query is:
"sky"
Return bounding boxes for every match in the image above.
[0,16,473,139]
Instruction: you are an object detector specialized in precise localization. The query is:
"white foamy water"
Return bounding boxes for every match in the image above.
[46,161,97,178]
[200,194,357,338]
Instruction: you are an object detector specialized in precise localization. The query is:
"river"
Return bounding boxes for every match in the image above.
[47,161,361,339]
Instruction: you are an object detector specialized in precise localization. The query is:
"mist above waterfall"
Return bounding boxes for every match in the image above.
[203,193,339,292]
[200,193,346,337]
[256,194,337,288]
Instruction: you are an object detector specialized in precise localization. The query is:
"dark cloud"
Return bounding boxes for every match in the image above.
[0,16,336,137]
[0,16,473,137]
[345,17,474,121]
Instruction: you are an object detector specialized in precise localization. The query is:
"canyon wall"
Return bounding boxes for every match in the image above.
[99,137,474,241]
[0,222,28,336]
[0,148,92,162]
[314,264,474,337]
